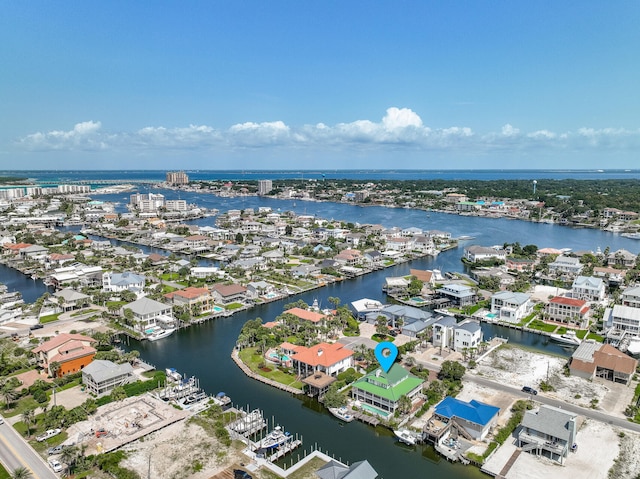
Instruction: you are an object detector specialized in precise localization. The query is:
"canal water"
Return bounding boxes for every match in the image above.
[3,190,640,477]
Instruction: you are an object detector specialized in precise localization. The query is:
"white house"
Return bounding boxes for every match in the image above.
[490,291,532,323]
[453,319,483,353]
[464,245,507,263]
[621,285,640,308]
[548,256,583,276]
[123,297,173,333]
[103,272,145,295]
[571,276,606,302]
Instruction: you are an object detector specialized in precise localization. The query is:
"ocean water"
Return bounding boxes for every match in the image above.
[2,168,640,183]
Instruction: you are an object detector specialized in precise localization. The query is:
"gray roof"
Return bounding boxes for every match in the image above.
[82,359,133,383]
[434,315,458,328]
[572,276,604,289]
[316,460,378,479]
[53,288,90,302]
[521,405,576,442]
[457,320,481,333]
[110,272,145,286]
[124,297,170,315]
[571,339,601,363]
[492,290,530,305]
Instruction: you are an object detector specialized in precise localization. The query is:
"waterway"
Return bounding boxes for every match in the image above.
[3,191,640,477]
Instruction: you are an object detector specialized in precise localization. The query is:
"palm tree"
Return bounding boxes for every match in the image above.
[10,467,32,479]
[21,408,35,438]
[1,381,17,410]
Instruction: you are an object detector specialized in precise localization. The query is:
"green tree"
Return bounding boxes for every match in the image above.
[111,386,127,402]
[438,360,466,382]
[322,384,347,408]
[397,394,412,415]
[375,315,389,337]
[21,408,35,438]
[10,466,32,479]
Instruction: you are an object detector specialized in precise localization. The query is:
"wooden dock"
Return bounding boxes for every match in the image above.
[267,439,303,461]
[352,411,380,427]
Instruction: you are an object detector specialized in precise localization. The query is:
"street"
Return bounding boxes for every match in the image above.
[0,418,58,479]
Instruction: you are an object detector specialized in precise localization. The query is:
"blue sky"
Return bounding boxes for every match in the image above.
[1,1,638,170]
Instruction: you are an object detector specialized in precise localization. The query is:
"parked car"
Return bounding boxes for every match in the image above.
[48,445,65,455]
[0,416,4,425]
[522,386,538,395]
[95,428,108,438]
[48,458,63,473]
[30,324,44,330]
[234,469,253,479]
[37,428,62,442]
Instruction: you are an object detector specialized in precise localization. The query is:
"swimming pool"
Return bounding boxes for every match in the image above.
[269,352,291,362]
[360,403,391,418]
[213,306,224,313]
[264,292,278,299]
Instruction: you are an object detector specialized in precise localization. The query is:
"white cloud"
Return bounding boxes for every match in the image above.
[15,111,640,155]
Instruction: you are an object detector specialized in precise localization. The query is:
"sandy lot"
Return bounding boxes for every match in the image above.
[469,345,627,412]
[120,420,247,479]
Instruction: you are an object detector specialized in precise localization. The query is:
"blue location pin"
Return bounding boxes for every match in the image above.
[374,341,398,373]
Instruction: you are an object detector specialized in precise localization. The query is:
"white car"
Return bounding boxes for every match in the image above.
[36,428,62,442]
[48,458,63,473]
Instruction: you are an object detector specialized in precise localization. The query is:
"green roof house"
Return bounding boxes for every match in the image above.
[351,364,424,416]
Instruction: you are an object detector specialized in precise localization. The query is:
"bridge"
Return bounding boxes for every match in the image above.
[38,179,163,185]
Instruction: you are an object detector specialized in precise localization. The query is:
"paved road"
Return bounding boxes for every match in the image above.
[465,374,640,433]
[0,418,58,479]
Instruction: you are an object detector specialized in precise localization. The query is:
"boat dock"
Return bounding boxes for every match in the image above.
[351,411,380,427]
[266,440,303,461]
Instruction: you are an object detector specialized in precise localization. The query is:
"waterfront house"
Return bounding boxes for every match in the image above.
[82,359,134,397]
[334,248,363,266]
[384,237,413,253]
[291,264,322,278]
[571,276,606,302]
[604,304,640,337]
[517,405,577,464]
[432,396,499,441]
[409,269,436,286]
[210,283,247,305]
[19,244,49,260]
[453,319,483,354]
[383,276,410,294]
[436,283,477,307]
[490,291,532,323]
[351,364,424,416]
[190,266,223,279]
[432,315,458,350]
[246,281,275,299]
[289,342,354,377]
[569,341,637,385]
[315,459,378,479]
[102,271,146,296]
[164,287,214,315]
[32,333,96,377]
[123,297,174,334]
[463,245,507,263]
[545,296,589,327]
[621,285,640,308]
[505,257,537,271]
[607,249,636,268]
[283,307,327,325]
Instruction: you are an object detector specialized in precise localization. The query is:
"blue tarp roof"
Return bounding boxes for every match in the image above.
[435,396,499,427]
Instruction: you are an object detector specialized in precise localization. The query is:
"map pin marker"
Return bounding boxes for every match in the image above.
[374,341,398,373]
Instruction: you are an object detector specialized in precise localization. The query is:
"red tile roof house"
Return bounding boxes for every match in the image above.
[282,307,327,325]
[164,287,215,314]
[210,283,247,305]
[544,296,590,328]
[32,333,96,377]
[285,342,354,378]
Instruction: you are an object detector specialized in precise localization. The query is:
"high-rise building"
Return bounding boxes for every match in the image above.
[258,179,273,195]
[166,171,189,185]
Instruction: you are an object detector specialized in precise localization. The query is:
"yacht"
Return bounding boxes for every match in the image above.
[549,330,581,347]
[626,337,640,356]
[260,426,292,450]
[147,328,175,341]
[394,429,418,445]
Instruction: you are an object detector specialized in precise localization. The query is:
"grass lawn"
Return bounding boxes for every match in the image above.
[70,308,98,317]
[3,397,40,418]
[160,273,180,281]
[371,334,393,343]
[260,456,328,479]
[160,285,177,294]
[106,301,127,309]
[574,330,604,342]
[528,319,558,333]
[238,348,304,390]
[0,463,10,479]
[226,303,244,310]
[40,313,62,323]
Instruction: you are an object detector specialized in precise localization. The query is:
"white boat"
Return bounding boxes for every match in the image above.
[328,406,355,423]
[230,409,264,433]
[549,330,581,347]
[621,232,640,240]
[260,426,292,450]
[627,337,640,356]
[394,429,418,445]
[147,328,175,341]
